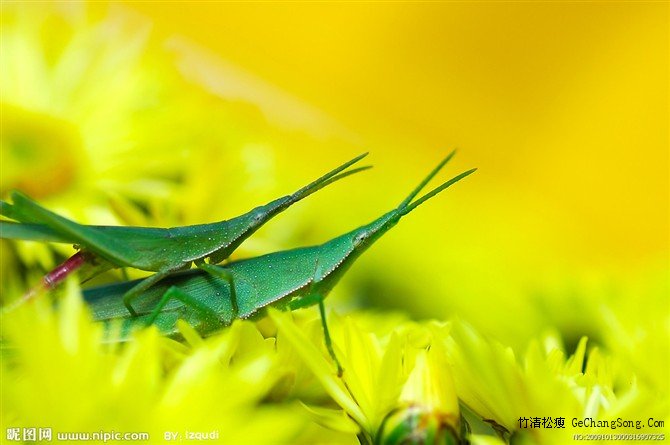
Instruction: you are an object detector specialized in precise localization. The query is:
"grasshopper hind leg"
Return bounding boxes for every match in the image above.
[195,262,239,320]
[122,269,175,316]
[145,286,223,329]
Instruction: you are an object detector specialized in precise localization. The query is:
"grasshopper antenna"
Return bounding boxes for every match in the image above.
[288,152,370,204]
[397,149,457,210]
[400,168,477,216]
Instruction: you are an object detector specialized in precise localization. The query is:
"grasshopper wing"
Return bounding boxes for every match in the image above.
[1,200,43,223]
[0,221,74,243]
[8,191,137,266]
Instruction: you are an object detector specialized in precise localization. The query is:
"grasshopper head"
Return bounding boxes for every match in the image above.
[313,152,474,293]
[349,210,400,253]
[350,150,476,254]
[245,153,372,232]
[248,196,293,229]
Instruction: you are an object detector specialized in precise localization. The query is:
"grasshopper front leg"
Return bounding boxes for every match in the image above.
[288,290,344,376]
[318,298,343,377]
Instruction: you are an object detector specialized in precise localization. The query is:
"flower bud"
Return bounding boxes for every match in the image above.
[379,346,461,444]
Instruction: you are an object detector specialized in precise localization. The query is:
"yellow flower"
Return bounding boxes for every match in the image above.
[440,320,667,444]
[0,4,200,295]
[598,272,669,397]
[270,308,411,444]
[0,3,292,301]
[439,320,528,436]
[1,4,191,203]
[380,339,461,445]
[1,279,308,444]
[270,308,470,445]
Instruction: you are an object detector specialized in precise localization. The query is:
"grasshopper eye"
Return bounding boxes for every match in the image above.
[353,232,368,247]
[252,212,264,223]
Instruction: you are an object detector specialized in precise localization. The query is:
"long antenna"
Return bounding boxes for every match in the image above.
[289,152,369,203]
[400,168,477,216]
[397,150,457,210]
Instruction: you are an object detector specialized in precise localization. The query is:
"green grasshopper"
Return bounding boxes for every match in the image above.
[1,153,369,313]
[83,151,475,373]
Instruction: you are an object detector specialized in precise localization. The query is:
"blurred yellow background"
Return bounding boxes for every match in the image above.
[128,2,668,344]
[2,2,667,350]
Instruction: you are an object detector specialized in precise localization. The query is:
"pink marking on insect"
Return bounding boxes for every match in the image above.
[6,251,90,311]
[43,251,87,288]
